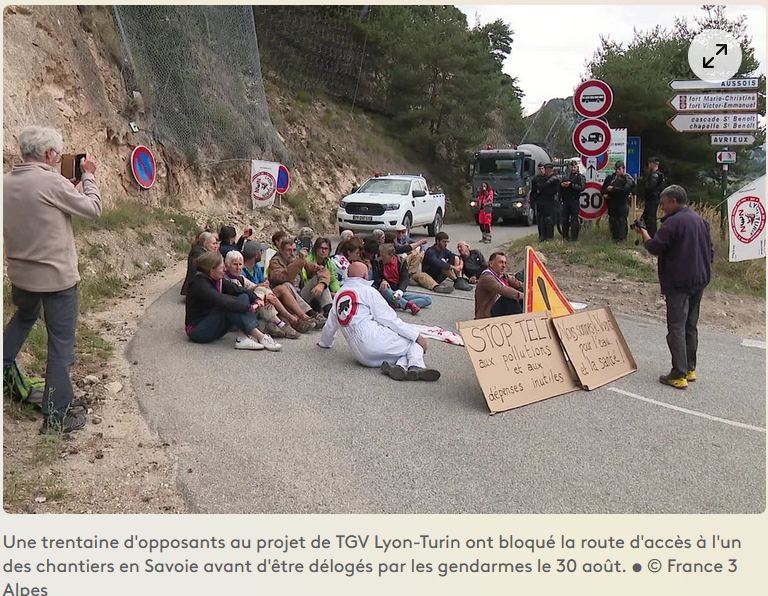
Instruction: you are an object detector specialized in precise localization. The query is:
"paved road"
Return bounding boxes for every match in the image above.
[129,222,766,514]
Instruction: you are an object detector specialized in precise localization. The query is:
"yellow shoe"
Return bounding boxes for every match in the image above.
[659,374,688,390]
[686,370,697,382]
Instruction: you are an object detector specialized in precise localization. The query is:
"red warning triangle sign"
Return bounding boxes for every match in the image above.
[524,246,574,317]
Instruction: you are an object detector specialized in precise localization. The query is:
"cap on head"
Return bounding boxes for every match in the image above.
[394,224,407,232]
[242,240,268,259]
[648,157,660,164]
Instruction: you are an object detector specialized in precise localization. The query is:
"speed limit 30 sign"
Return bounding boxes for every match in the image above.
[579,182,607,220]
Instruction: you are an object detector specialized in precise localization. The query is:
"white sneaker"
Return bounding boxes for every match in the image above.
[235,336,264,350]
[258,334,282,352]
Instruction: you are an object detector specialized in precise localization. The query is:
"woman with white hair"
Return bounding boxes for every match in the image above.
[223,250,299,339]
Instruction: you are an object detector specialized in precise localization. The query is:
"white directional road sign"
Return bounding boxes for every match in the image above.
[573,119,612,157]
[717,151,737,164]
[667,92,757,112]
[711,134,757,146]
[667,113,758,133]
[669,78,759,90]
[573,80,613,119]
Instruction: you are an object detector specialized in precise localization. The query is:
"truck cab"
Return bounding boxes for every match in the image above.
[466,146,548,226]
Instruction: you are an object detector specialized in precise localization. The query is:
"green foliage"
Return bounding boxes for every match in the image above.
[79,275,128,312]
[283,189,311,223]
[587,6,765,193]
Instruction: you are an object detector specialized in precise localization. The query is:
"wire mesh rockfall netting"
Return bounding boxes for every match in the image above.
[112,5,290,164]
[253,5,386,114]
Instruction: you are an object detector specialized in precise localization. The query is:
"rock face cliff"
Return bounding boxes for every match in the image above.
[3,5,432,250]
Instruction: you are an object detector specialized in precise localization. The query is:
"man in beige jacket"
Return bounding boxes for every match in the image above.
[3,126,102,434]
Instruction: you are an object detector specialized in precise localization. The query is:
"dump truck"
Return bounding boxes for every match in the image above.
[466,143,552,226]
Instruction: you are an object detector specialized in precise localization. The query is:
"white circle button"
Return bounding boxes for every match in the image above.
[689,29,742,82]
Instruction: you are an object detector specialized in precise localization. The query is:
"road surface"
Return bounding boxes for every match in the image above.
[128,222,766,514]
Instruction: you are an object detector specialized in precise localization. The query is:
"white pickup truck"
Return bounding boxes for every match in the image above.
[336,174,446,236]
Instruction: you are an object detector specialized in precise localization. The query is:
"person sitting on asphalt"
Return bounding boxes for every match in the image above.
[224,249,300,339]
[372,244,433,315]
[241,240,309,335]
[269,236,332,325]
[318,262,440,382]
[334,229,354,256]
[395,224,428,252]
[218,226,244,257]
[306,237,340,297]
[475,252,525,319]
[371,229,386,245]
[185,251,282,351]
[422,231,472,292]
[181,230,219,296]
[297,226,316,254]
[264,229,288,278]
[361,238,380,275]
[457,241,487,284]
[333,236,364,286]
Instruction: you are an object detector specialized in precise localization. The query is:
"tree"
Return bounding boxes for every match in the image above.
[586,5,765,201]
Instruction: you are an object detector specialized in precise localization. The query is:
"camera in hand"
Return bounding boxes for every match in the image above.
[60,153,87,181]
[630,217,646,246]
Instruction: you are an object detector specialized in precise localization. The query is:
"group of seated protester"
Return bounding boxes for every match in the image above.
[181,223,529,350]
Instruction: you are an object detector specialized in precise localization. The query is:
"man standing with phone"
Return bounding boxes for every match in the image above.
[3,126,102,434]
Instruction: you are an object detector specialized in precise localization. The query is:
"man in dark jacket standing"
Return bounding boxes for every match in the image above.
[535,163,560,241]
[602,162,635,241]
[642,157,665,238]
[636,185,714,390]
[559,161,586,241]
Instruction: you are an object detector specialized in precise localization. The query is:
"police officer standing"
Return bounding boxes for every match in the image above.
[601,161,635,241]
[559,161,586,241]
[536,163,561,241]
[642,157,665,238]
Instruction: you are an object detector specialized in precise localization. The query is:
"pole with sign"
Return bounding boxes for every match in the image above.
[668,78,759,90]
[711,133,756,146]
[666,92,758,112]
[666,113,758,133]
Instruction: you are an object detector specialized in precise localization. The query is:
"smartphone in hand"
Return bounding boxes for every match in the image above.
[60,153,86,181]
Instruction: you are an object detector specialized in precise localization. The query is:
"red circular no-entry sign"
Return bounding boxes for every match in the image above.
[574,79,613,118]
[573,119,612,157]
[130,145,156,189]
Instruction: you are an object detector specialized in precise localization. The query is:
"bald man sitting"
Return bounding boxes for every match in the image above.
[318,262,440,381]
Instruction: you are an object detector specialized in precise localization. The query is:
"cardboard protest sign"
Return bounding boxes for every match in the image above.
[458,312,578,413]
[551,307,636,390]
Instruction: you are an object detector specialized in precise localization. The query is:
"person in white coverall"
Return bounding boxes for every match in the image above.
[318,262,440,382]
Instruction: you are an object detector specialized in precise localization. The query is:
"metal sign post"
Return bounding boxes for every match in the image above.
[721,147,729,240]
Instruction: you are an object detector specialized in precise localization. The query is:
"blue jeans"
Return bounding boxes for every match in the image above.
[3,284,79,422]
[381,288,433,309]
[188,294,258,343]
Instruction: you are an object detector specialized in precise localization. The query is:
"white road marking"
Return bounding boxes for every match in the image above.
[741,338,766,349]
[607,387,766,433]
